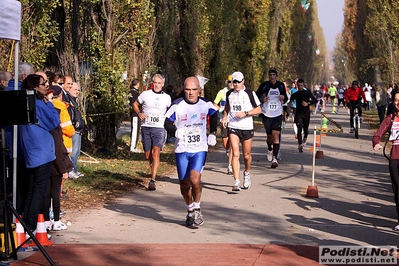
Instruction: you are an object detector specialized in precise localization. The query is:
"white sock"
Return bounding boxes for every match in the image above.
[187,203,194,212]
[193,201,201,209]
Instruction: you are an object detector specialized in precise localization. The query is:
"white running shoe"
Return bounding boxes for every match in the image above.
[68,171,79,179]
[76,172,84,177]
[227,164,233,175]
[267,150,273,162]
[232,180,241,191]
[52,220,67,231]
[44,221,53,231]
[393,224,399,231]
[193,209,204,226]
[243,172,251,189]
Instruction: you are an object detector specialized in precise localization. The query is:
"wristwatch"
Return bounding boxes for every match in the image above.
[245,111,249,117]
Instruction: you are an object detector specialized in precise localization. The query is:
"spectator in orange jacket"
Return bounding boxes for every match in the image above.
[50,85,75,154]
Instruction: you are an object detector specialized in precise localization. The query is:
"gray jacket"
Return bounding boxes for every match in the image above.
[375,88,387,107]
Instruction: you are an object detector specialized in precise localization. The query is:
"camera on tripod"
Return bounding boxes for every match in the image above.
[0,89,36,205]
[0,89,36,126]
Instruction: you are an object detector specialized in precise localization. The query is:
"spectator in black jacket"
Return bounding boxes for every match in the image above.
[69,82,86,178]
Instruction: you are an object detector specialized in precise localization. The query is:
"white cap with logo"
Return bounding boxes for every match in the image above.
[232,71,244,82]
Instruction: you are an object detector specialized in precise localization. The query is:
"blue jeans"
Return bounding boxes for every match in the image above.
[71,133,82,172]
[23,162,51,231]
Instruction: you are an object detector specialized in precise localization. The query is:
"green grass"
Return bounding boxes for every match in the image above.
[363,109,380,131]
[62,133,177,210]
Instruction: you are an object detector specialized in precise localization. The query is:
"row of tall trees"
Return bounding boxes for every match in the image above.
[334,0,399,86]
[0,0,328,149]
[155,0,328,97]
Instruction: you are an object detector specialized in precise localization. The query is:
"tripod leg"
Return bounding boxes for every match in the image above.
[5,202,17,259]
[0,201,16,260]
[1,128,18,260]
[8,205,56,266]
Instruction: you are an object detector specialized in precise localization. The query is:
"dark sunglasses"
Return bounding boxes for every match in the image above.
[227,81,232,83]
[233,80,242,84]
[58,82,64,85]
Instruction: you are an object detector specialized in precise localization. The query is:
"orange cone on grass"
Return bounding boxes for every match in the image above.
[16,216,28,248]
[32,214,53,246]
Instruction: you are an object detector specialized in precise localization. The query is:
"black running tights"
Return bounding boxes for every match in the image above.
[42,175,62,221]
[388,159,399,223]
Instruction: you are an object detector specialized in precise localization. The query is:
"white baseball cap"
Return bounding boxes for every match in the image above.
[232,71,244,82]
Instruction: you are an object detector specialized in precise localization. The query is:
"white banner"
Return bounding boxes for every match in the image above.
[0,0,22,41]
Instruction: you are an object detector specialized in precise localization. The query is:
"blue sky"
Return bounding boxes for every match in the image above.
[316,0,345,52]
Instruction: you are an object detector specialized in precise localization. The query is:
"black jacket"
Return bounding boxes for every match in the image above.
[50,125,74,177]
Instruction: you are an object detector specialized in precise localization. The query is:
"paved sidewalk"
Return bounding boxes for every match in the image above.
[9,107,399,265]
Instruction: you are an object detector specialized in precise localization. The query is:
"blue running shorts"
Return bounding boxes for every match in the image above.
[175,151,207,180]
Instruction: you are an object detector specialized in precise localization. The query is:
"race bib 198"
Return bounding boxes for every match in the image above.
[231,100,243,113]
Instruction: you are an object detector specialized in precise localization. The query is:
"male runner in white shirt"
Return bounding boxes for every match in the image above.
[134,74,171,190]
[164,76,218,226]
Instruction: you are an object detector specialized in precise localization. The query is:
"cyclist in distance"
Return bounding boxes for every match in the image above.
[344,80,366,133]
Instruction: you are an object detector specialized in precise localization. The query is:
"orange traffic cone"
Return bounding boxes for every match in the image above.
[309,135,320,152]
[32,214,53,247]
[306,185,319,198]
[16,216,28,248]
